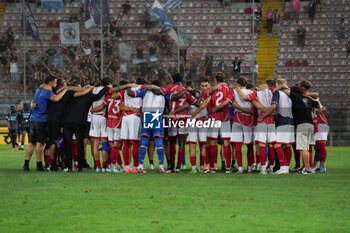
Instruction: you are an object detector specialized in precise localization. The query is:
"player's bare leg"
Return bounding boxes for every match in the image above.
[35,142,45,171]
[189,142,197,173]
[147,140,155,170]
[91,138,102,172]
[23,143,35,171]
[199,143,206,172]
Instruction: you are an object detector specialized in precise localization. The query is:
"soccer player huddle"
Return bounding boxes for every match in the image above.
[22,72,329,175]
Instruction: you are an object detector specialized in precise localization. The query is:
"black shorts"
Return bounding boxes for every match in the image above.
[21,127,31,134]
[29,122,48,144]
[48,120,61,145]
[9,129,18,136]
[84,122,91,139]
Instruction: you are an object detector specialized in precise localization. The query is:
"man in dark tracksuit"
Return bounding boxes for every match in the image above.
[62,86,109,172]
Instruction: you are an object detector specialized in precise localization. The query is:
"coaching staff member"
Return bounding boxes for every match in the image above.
[277,80,320,174]
[62,79,112,172]
[23,76,67,171]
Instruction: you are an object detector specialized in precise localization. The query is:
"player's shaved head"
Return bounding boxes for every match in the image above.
[276,78,287,85]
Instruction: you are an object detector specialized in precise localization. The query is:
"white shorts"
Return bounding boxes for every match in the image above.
[315,124,329,142]
[121,114,141,141]
[187,127,207,144]
[169,126,188,137]
[254,123,276,144]
[230,122,253,144]
[89,115,107,139]
[107,127,121,142]
[207,121,231,140]
[276,124,295,144]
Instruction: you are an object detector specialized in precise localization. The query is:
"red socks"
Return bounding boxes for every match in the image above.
[207,145,217,168]
[132,143,139,167]
[259,146,266,166]
[285,146,292,167]
[247,144,254,166]
[176,147,185,169]
[169,145,176,169]
[235,143,243,167]
[122,141,130,166]
[44,155,51,166]
[309,146,313,167]
[275,146,285,166]
[223,145,231,168]
[268,146,275,166]
[95,160,101,169]
[102,161,108,169]
[317,143,327,162]
[190,156,196,167]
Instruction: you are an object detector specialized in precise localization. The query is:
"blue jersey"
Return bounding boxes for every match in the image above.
[31,88,54,122]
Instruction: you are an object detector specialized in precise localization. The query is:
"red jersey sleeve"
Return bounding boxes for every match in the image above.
[201,90,210,101]
[160,84,171,95]
[225,86,234,103]
[103,96,109,105]
[248,91,257,102]
[187,92,197,105]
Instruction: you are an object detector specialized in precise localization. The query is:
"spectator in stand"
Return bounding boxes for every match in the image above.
[121,0,131,19]
[232,56,242,79]
[346,41,350,57]
[7,27,15,46]
[308,0,318,23]
[297,24,306,47]
[338,18,346,40]
[266,7,273,36]
[9,58,18,85]
[290,0,300,23]
[255,7,262,28]
[272,9,280,38]
[144,8,152,30]
[217,59,227,73]
[0,51,8,76]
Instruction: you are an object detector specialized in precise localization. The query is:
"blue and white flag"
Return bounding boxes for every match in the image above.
[42,0,62,10]
[84,0,110,29]
[163,0,183,10]
[22,3,40,42]
[152,0,190,46]
[60,23,80,45]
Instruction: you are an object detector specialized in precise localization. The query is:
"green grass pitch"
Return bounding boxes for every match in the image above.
[0,145,349,233]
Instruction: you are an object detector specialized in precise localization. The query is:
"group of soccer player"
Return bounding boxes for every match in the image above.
[21,71,329,175]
